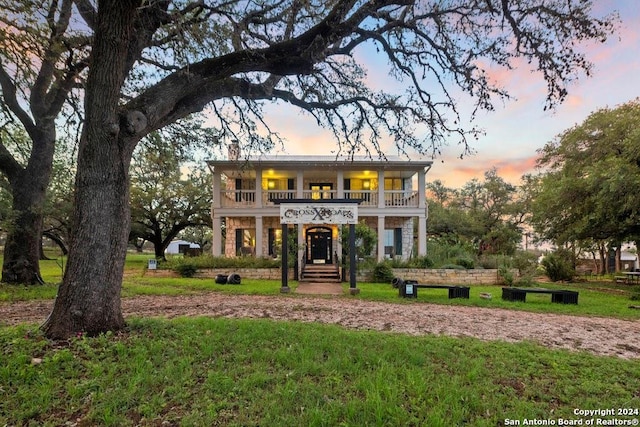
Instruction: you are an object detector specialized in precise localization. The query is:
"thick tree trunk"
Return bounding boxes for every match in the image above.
[2,129,55,284]
[42,0,139,339]
[153,240,165,260]
[1,184,45,284]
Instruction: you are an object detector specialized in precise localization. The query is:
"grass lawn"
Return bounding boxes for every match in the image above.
[1,253,640,425]
[2,317,640,426]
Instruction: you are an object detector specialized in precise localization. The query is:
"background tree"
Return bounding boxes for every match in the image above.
[41,0,617,338]
[0,1,87,284]
[41,154,75,257]
[434,169,523,256]
[129,133,212,260]
[531,99,640,273]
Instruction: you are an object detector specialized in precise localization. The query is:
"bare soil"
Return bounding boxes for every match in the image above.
[2,293,640,359]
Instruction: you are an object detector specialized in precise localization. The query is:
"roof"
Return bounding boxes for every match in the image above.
[207,154,433,170]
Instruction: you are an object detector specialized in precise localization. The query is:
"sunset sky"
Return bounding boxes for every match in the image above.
[249,0,640,189]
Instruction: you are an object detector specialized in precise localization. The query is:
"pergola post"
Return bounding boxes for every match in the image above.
[280,223,290,293]
[349,222,359,295]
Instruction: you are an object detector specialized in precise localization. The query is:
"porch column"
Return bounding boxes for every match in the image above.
[377,215,385,262]
[211,167,222,256]
[377,169,385,208]
[212,168,221,209]
[418,215,427,256]
[255,169,263,208]
[296,170,304,198]
[337,170,344,198]
[255,215,263,257]
[212,216,222,256]
[418,168,426,209]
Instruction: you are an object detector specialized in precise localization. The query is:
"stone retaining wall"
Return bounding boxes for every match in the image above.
[355,268,517,285]
[146,267,513,285]
[145,268,293,280]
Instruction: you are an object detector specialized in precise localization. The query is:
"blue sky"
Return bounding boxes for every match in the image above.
[250,1,639,188]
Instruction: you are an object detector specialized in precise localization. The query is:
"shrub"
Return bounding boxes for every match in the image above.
[161,255,280,270]
[456,257,475,269]
[409,255,434,268]
[174,263,197,278]
[541,251,575,282]
[498,266,514,286]
[439,264,466,270]
[372,262,395,283]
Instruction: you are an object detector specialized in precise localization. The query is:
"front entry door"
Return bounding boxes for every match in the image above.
[306,227,332,264]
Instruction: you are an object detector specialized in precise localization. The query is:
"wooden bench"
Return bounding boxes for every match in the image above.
[397,279,470,299]
[501,287,578,304]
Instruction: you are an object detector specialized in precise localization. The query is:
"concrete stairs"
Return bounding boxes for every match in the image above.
[300,263,341,283]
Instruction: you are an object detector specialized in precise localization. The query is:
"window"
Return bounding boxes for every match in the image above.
[235,228,256,256]
[384,178,404,190]
[383,228,402,257]
[310,183,333,200]
[268,228,282,257]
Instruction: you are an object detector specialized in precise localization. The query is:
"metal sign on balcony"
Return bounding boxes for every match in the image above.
[280,203,358,224]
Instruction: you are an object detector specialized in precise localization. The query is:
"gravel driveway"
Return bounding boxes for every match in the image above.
[2,293,639,359]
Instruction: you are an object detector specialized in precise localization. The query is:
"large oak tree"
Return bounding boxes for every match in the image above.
[531,99,640,272]
[33,0,616,338]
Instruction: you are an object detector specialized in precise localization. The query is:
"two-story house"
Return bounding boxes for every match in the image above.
[208,148,432,277]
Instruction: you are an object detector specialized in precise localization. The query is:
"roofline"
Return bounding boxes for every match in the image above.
[206,157,433,169]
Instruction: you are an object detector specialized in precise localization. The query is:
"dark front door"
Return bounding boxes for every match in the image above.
[306,227,332,264]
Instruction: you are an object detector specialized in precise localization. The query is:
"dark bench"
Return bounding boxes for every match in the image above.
[416,284,470,299]
[501,287,578,304]
[394,278,469,299]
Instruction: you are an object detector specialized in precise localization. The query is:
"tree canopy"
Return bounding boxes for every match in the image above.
[532,99,640,245]
[129,133,212,259]
[427,169,524,255]
[531,99,640,272]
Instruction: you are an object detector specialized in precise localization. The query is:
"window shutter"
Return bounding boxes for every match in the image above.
[394,228,403,255]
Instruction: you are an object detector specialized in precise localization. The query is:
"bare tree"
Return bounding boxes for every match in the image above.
[3,0,614,338]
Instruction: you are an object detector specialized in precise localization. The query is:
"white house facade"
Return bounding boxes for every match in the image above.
[208,153,432,277]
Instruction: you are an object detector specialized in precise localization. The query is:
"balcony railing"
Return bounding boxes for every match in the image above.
[218,189,419,208]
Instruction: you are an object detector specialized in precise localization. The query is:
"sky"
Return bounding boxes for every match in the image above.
[248,0,640,189]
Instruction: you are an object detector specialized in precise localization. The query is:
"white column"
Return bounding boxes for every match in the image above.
[418,168,426,209]
[212,168,221,209]
[211,166,222,256]
[255,215,263,257]
[255,169,263,208]
[337,170,344,198]
[377,169,385,208]
[296,170,304,198]
[212,216,222,256]
[418,215,427,256]
[377,215,385,262]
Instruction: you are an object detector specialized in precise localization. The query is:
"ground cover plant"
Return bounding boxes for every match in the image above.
[2,317,640,426]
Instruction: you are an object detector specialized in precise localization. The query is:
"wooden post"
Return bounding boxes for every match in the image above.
[349,222,359,294]
[280,224,290,293]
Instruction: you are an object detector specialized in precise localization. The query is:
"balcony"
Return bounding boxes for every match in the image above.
[218,189,419,208]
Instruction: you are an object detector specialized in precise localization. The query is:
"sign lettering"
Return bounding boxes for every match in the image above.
[280,204,358,224]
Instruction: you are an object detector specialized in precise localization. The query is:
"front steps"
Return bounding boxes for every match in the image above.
[300,263,341,283]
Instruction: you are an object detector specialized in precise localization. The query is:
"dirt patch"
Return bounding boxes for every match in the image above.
[2,293,640,359]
